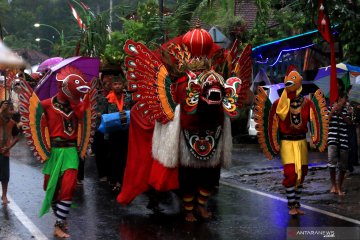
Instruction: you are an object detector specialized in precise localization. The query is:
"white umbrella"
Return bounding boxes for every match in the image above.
[0,41,28,100]
[313,66,348,98]
[0,41,27,69]
[24,64,40,74]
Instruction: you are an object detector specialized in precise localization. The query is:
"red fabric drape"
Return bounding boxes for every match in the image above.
[148,160,178,191]
[117,103,178,205]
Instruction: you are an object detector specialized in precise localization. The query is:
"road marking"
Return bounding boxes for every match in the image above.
[7,195,48,240]
[220,181,360,226]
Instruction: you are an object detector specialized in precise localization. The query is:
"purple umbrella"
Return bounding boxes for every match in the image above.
[35,56,100,100]
[36,57,63,73]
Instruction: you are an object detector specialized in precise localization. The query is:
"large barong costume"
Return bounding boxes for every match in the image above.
[253,67,328,215]
[117,26,253,220]
[18,65,98,237]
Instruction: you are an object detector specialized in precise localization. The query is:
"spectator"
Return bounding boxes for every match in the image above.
[0,100,20,205]
[92,72,112,182]
[105,75,133,192]
[327,80,352,195]
[346,86,359,172]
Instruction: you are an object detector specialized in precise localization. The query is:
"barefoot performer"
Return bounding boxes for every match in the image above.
[118,26,253,222]
[0,100,20,205]
[327,81,352,196]
[253,66,328,215]
[18,64,98,238]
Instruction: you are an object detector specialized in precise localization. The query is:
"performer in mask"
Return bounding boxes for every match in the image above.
[254,66,328,215]
[18,65,97,238]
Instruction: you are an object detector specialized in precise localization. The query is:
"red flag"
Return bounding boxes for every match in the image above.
[317,0,331,43]
[317,0,337,104]
[79,0,95,18]
[68,1,86,30]
[79,0,90,11]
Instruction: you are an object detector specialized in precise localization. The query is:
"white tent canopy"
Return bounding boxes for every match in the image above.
[209,26,231,49]
[251,68,271,92]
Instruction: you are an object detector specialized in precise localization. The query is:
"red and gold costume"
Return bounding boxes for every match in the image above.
[117,27,253,220]
[18,64,98,232]
[254,67,328,212]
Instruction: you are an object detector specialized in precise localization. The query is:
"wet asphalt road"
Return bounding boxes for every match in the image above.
[1,138,360,240]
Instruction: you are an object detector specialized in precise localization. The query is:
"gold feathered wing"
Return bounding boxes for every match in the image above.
[123,40,176,124]
[309,89,329,152]
[18,80,51,162]
[232,44,253,107]
[253,87,280,159]
[77,78,98,159]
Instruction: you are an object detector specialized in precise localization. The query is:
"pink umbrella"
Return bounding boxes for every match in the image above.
[35,56,100,100]
[36,57,63,73]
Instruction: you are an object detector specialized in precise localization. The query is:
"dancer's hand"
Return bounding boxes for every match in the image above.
[0,146,9,154]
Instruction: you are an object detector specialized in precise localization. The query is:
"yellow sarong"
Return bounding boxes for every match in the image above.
[280,139,308,185]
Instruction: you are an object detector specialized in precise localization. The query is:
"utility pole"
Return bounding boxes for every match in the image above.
[0,19,3,41]
[109,0,113,31]
[159,0,164,43]
[159,0,164,16]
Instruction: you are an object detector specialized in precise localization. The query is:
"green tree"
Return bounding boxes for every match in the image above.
[249,0,360,65]
[310,0,360,65]
[249,1,313,46]
[164,0,204,37]
[101,0,205,65]
[194,0,246,39]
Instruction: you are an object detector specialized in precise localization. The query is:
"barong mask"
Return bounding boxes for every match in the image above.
[184,69,241,116]
[168,26,242,117]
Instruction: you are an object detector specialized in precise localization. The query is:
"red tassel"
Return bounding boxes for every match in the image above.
[317,0,332,43]
[317,0,337,104]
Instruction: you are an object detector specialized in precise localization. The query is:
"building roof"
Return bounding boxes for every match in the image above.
[235,0,277,30]
[235,0,258,29]
[14,49,49,66]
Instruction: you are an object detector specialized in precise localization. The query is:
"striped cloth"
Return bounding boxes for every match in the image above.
[327,104,351,149]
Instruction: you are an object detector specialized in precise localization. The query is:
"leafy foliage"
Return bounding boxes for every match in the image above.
[101,0,162,66]
[318,0,360,65]
[95,0,204,65]
[194,0,246,37]
[1,0,358,65]
[250,0,360,65]
[250,1,311,46]
[165,0,204,36]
